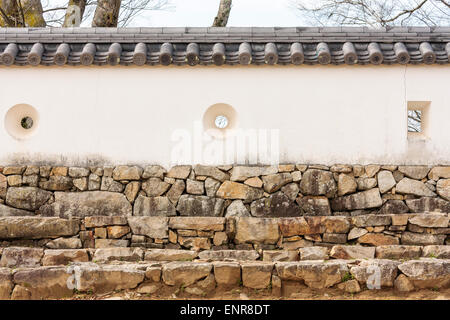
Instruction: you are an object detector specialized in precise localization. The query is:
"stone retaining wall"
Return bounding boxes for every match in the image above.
[0,164,449,219]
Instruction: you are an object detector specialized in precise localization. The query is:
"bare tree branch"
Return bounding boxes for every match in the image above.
[213,0,232,27]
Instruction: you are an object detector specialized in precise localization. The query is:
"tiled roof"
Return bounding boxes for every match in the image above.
[0,27,449,66]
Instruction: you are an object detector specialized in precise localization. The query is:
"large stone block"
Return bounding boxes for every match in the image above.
[398,166,430,180]
[375,245,422,259]
[0,247,43,267]
[0,268,13,299]
[230,166,278,182]
[176,195,225,217]
[93,248,144,263]
[250,192,301,217]
[396,178,436,197]
[112,166,143,180]
[42,249,89,266]
[351,215,391,227]
[409,214,449,228]
[299,169,337,198]
[358,233,399,246]
[296,196,331,216]
[261,173,293,193]
[213,262,241,286]
[162,261,212,286]
[13,266,73,299]
[401,232,446,245]
[6,187,52,211]
[405,197,450,213]
[169,217,225,231]
[436,179,450,201]
[234,217,280,244]
[422,246,450,259]
[0,204,35,217]
[145,249,198,261]
[41,191,132,218]
[398,259,450,289]
[133,195,176,216]
[241,262,273,289]
[331,188,382,211]
[330,245,375,259]
[428,167,450,180]
[127,217,168,239]
[290,260,348,289]
[198,250,259,261]
[0,217,79,239]
[350,259,400,288]
[193,165,230,182]
[216,181,264,202]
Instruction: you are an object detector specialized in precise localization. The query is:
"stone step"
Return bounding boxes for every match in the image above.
[1,246,449,269]
[1,258,449,299]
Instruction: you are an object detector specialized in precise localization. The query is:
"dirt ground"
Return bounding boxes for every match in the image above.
[65,285,450,301]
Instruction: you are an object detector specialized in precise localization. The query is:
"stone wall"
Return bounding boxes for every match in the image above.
[0,164,449,249]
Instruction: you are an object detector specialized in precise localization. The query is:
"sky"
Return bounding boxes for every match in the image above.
[135,0,303,27]
[46,0,305,27]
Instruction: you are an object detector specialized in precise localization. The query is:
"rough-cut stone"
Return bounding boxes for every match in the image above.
[13,266,73,299]
[338,174,357,196]
[409,214,449,228]
[350,259,400,288]
[422,245,450,259]
[6,187,52,211]
[338,279,361,293]
[0,204,34,217]
[299,169,337,198]
[186,179,204,195]
[250,192,301,217]
[0,268,13,299]
[88,174,101,190]
[261,173,293,193]
[46,237,82,249]
[396,178,436,197]
[348,227,368,240]
[166,179,185,204]
[85,216,128,228]
[330,245,375,259]
[128,217,168,239]
[330,164,352,173]
[398,166,430,180]
[145,249,198,261]
[204,178,221,197]
[216,181,264,202]
[107,226,130,238]
[178,236,211,251]
[358,233,399,246]
[428,167,450,180]
[141,178,170,197]
[296,196,331,216]
[166,166,191,180]
[436,179,450,201]
[281,183,300,201]
[142,165,166,179]
[352,215,391,227]
[379,200,409,215]
[162,261,212,286]
[214,262,241,286]
[193,165,230,182]
[42,249,89,266]
[230,166,278,182]
[68,167,90,178]
[356,177,377,191]
[40,176,73,191]
[398,259,450,289]
[401,232,446,245]
[331,188,382,211]
[0,174,7,199]
[365,165,381,178]
[234,217,280,244]
[0,217,79,239]
[377,171,396,193]
[177,195,224,217]
[297,260,349,289]
[299,247,328,260]
[133,195,176,216]
[94,239,129,248]
[0,247,43,267]
[199,250,259,261]
[93,248,144,263]
[241,262,273,289]
[406,197,450,213]
[75,263,145,293]
[124,181,140,203]
[263,250,298,262]
[225,200,250,217]
[112,166,142,180]
[244,177,263,188]
[73,177,88,191]
[375,245,422,259]
[169,217,225,231]
[394,274,414,292]
[100,177,124,192]
[7,175,21,187]
[323,233,347,244]
[42,192,132,218]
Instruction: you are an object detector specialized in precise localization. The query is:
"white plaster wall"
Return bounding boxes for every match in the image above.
[0,64,449,167]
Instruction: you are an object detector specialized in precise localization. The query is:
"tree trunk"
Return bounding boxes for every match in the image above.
[20,0,46,27]
[92,0,121,27]
[63,0,86,27]
[213,0,232,27]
